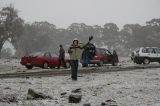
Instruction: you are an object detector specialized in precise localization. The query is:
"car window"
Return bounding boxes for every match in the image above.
[44,52,51,58]
[51,53,58,58]
[96,49,102,54]
[154,48,160,54]
[100,49,106,55]
[29,52,44,56]
[105,50,111,55]
[96,49,111,55]
[146,48,155,53]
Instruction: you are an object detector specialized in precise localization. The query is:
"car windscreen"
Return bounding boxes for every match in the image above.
[29,52,44,56]
[50,53,58,58]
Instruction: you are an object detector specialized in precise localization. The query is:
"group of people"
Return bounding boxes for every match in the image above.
[58,37,93,81]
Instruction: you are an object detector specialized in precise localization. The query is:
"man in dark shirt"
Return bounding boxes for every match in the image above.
[58,45,66,69]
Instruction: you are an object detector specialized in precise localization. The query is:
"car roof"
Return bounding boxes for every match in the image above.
[96,48,108,50]
[30,51,58,55]
[96,48,112,51]
[142,47,159,48]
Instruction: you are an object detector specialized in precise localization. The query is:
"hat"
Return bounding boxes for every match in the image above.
[73,38,78,41]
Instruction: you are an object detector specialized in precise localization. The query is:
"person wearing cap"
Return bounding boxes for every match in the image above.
[68,38,84,80]
[58,45,66,69]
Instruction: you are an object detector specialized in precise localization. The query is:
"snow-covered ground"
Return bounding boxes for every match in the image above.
[0,58,160,106]
[0,67,160,106]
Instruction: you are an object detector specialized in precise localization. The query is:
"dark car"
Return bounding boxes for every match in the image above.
[81,48,119,67]
[20,52,70,69]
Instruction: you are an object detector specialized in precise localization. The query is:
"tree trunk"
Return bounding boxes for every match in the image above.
[0,44,3,58]
[0,41,4,58]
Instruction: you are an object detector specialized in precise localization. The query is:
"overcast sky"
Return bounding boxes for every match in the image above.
[1,0,160,29]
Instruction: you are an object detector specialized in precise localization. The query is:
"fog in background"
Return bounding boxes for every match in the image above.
[1,0,160,28]
[0,0,160,58]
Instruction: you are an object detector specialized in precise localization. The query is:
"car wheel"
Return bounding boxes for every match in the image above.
[50,66,55,69]
[43,62,49,69]
[25,65,33,70]
[97,60,103,66]
[112,61,118,66]
[82,64,88,67]
[65,62,70,68]
[136,61,142,64]
[143,58,150,64]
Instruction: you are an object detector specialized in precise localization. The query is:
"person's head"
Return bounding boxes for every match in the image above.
[73,38,79,46]
[59,45,63,48]
[113,50,117,55]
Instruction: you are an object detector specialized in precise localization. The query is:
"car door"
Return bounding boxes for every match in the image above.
[50,53,59,66]
[98,49,107,63]
[44,52,52,63]
[104,49,113,63]
[154,48,160,62]
[147,48,157,62]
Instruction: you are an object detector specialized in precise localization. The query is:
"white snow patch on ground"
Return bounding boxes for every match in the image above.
[0,68,160,106]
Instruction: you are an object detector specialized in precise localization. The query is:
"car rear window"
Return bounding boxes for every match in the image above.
[96,48,111,55]
[154,48,160,53]
[96,49,101,54]
[96,49,105,55]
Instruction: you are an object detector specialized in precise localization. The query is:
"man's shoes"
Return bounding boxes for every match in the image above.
[72,79,77,81]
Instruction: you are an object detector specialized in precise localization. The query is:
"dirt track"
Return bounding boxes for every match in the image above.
[1,64,160,78]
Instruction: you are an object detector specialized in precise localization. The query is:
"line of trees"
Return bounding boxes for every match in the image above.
[0,5,160,58]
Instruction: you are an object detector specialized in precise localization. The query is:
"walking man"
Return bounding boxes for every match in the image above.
[58,45,66,69]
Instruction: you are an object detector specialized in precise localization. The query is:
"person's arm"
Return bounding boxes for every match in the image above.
[68,46,73,54]
[81,36,93,49]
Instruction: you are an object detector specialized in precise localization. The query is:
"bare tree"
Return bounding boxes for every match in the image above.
[0,5,23,58]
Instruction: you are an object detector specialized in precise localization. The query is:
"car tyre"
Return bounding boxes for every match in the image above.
[97,60,103,66]
[50,66,55,69]
[136,61,142,64]
[82,63,88,67]
[143,58,150,64]
[43,62,49,69]
[25,65,33,70]
[112,61,118,66]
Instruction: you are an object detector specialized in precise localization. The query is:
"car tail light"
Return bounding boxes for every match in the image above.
[94,55,98,58]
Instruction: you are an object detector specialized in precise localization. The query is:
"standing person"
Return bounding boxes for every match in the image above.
[112,50,119,66]
[68,38,84,81]
[82,47,90,67]
[58,45,66,69]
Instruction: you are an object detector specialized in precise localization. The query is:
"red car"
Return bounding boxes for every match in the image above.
[20,52,70,69]
[81,48,119,66]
